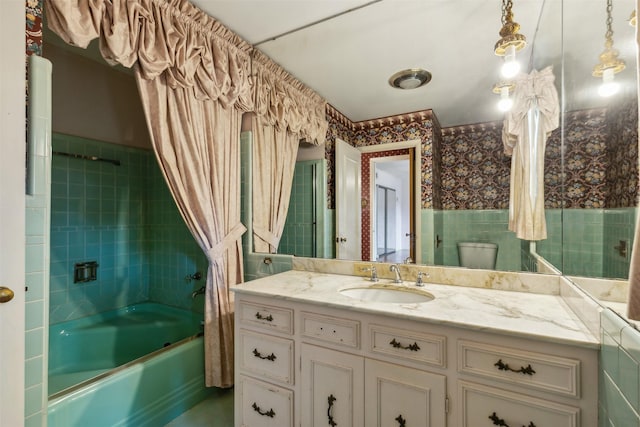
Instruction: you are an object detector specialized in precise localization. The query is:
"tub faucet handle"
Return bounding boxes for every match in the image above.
[191,285,206,299]
[185,272,202,283]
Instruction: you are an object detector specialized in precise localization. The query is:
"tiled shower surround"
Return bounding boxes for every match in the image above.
[49,133,207,324]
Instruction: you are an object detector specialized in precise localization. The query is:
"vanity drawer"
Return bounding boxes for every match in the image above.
[459,380,579,427]
[238,329,294,385]
[237,375,293,427]
[237,301,293,335]
[301,311,360,349]
[369,324,446,368]
[457,339,580,397]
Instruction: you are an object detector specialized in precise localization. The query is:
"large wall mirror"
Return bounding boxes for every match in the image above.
[263,0,639,281]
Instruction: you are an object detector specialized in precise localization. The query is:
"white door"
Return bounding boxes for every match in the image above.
[336,138,361,260]
[0,0,26,424]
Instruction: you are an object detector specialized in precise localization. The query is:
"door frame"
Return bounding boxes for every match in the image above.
[371,158,408,261]
[361,139,421,263]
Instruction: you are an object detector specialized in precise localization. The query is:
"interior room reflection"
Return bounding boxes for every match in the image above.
[271,0,638,282]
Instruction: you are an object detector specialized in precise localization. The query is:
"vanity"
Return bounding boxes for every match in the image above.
[232,264,599,427]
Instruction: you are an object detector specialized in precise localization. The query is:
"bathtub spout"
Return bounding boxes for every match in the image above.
[191,286,206,299]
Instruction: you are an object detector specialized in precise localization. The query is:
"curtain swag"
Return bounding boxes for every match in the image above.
[46,0,328,138]
[251,50,328,145]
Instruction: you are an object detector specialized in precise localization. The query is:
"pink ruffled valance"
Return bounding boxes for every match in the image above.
[251,50,328,145]
[45,0,329,139]
[46,0,254,110]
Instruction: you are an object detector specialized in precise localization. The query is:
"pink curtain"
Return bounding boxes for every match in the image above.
[251,51,328,252]
[45,0,253,387]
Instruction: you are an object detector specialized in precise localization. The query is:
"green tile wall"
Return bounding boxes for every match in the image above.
[281,159,329,258]
[25,134,50,427]
[561,208,635,279]
[49,134,206,323]
[49,134,151,323]
[535,209,563,271]
[147,162,208,312]
[600,309,640,425]
[437,209,520,271]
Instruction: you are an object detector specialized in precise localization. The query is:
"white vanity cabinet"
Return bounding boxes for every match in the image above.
[234,292,598,427]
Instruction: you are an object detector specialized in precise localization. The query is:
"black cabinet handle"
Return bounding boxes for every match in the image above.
[253,348,276,361]
[252,402,275,418]
[255,312,273,321]
[489,412,536,427]
[390,338,420,351]
[494,359,536,375]
[395,414,406,426]
[327,394,337,426]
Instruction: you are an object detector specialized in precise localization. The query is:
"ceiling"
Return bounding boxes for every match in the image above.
[44,0,639,128]
[188,0,638,127]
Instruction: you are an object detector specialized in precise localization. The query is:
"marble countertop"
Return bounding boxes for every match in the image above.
[232,270,599,349]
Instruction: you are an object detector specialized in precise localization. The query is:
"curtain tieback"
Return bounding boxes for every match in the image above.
[253,226,281,249]
[207,222,247,262]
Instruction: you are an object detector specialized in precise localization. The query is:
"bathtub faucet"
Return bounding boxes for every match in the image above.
[191,285,206,299]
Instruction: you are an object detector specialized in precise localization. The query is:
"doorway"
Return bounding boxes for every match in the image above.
[373,158,411,263]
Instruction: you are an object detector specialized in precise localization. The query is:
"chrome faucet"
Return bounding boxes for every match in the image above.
[390,264,403,283]
[191,285,205,299]
[362,266,379,282]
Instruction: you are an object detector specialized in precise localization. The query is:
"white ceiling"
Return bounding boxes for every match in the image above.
[189,0,638,127]
[44,0,639,127]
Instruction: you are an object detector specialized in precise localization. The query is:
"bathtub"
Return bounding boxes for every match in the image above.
[48,302,212,427]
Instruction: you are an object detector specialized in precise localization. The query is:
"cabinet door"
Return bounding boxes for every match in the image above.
[301,344,365,427]
[365,359,447,427]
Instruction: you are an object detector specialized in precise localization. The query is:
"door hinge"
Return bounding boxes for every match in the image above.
[445,396,450,414]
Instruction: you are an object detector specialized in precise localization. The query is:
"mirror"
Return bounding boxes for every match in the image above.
[262,0,638,281]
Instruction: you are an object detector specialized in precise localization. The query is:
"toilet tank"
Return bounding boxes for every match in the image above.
[456,242,498,270]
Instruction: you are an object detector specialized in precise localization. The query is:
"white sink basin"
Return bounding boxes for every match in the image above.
[339,284,434,303]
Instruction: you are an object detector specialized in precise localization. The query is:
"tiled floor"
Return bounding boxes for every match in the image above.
[164,387,234,427]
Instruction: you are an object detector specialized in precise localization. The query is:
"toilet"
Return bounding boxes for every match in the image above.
[457,242,498,270]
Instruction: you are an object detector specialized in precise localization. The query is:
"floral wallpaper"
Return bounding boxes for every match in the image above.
[562,109,609,208]
[606,96,639,208]
[440,122,511,210]
[26,0,43,56]
[325,107,439,210]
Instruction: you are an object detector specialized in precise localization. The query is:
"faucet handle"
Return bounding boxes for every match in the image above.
[416,271,429,287]
[362,266,379,282]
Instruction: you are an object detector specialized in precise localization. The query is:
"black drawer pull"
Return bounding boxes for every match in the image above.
[494,359,536,375]
[252,402,275,418]
[395,414,406,426]
[489,412,536,427]
[390,338,420,351]
[255,312,274,322]
[253,348,277,361]
[328,394,337,426]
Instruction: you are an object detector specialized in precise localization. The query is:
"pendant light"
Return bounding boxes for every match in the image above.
[593,0,625,97]
[493,81,515,112]
[495,0,527,79]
